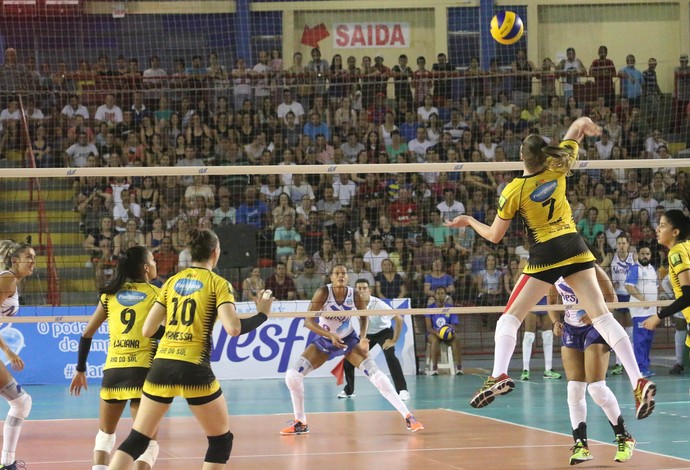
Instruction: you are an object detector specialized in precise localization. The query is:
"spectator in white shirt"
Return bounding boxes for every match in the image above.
[0,99,20,124]
[595,130,614,160]
[407,126,434,163]
[276,88,305,125]
[112,189,142,232]
[64,132,99,167]
[94,94,123,128]
[60,94,90,126]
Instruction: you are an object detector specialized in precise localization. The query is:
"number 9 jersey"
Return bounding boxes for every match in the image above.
[155,267,236,366]
[101,281,160,371]
[497,139,595,274]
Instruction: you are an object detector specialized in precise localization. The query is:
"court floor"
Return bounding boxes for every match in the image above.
[16,368,690,469]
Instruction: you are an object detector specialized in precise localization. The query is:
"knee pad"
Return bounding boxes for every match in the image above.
[0,379,26,402]
[567,381,587,405]
[94,429,117,453]
[205,431,233,464]
[495,314,520,342]
[358,357,380,377]
[587,381,611,406]
[541,330,553,344]
[118,429,151,460]
[135,439,160,467]
[8,392,31,420]
[285,369,304,390]
[293,356,314,376]
[522,331,536,345]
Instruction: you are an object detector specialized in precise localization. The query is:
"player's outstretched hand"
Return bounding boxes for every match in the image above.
[443,215,471,228]
[255,289,274,316]
[69,372,88,396]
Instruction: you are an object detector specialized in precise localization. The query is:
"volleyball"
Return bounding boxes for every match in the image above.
[438,325,455,341]
[490,11,524,45]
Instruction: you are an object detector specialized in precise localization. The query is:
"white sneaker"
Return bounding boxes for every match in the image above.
[337,391,355,399]
[399,390,410,401]
[427,369,439,376]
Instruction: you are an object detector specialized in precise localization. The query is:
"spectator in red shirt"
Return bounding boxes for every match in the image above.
[389,187,418,228]
[265,261,297,300]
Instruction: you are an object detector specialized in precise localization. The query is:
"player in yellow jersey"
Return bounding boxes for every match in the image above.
[643,209,690,366]
[109,229,274,470]
[444,116,656,419]
[70,245,161,470]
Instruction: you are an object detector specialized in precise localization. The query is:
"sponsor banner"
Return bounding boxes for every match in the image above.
[6,299,413,384]
[333,22,410,49]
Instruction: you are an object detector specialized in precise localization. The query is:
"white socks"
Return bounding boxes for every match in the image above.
[285,369,307,423]
[591,313,641,387]
[567,381,587,429]
[542,330,554,371]
[369,370,410,418]
[522,332,535,370]
[588,381,622,425]
[675,330,686,365]
[492,314,521,377]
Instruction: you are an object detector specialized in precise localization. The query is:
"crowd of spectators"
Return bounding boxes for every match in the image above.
[0,45,689,308]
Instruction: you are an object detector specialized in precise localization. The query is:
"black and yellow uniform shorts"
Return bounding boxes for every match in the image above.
[524,232,596,281]
[143,358,221,405]
[100,366,148,402]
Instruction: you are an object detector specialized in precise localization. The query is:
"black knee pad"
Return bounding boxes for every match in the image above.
[118,429,151,460]
[205,431,233,463]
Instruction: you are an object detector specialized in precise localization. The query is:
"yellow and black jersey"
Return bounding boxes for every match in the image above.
[668,241,690,342]
[498,139,594,274]
[498,139,579,244]
[155,267,235,366]
[101,281,160,371]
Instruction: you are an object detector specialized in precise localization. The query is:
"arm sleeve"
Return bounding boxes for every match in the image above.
[659,284,690,319]
[240,313,268,334]
[76,336,93,372]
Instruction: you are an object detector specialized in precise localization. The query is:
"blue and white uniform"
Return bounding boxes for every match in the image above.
[625,262,658,373]
[0,271,19,317]
[555,277,608,352]
[312,284,360,358]
[611,251,635,308]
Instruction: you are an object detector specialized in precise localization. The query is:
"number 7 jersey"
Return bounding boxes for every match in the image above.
[498,139,579,243]
[155,267,236,366]
[101,281,160,371]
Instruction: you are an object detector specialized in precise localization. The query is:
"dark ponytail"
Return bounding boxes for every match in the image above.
[101,245,150,295]
[188,228,219,262]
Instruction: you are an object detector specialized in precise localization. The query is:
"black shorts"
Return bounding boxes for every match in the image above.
[524,233,595,276]
[142,358,221,404]
[528,260,596,285]
[100,366,148,402]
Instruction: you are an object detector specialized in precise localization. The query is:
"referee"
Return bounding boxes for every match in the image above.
[338,278,410,401]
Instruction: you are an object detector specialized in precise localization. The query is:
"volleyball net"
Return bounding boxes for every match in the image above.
[0,0,688,363]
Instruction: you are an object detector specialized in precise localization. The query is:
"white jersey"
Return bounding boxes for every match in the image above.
[554,277,587,327]
[611,251,635,296]
[366,296,393,334]
[0,271,19,317]
[318,284,356,339]
[625,263,659,318]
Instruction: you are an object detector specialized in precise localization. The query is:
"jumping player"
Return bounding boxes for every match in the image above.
[444,116,656,419]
